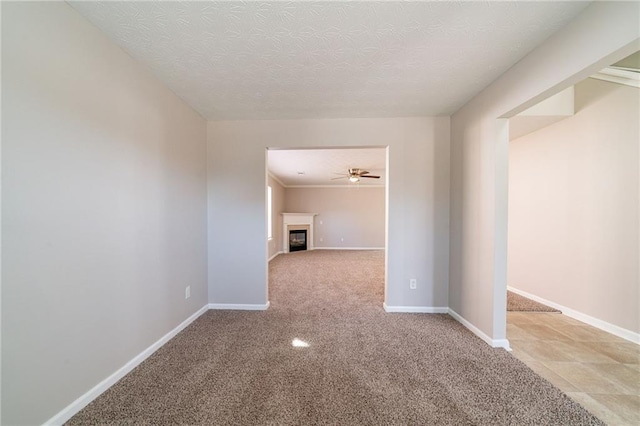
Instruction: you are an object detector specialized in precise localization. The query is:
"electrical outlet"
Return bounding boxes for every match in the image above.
[185,286,191,299]
[341,237,344,242]
[409,279,417,290]
[320,237,323,242]
[319,220,323,225]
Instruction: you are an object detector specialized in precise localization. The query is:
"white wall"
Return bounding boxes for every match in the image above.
[208,117,450,309]
[267,175,285,259]
[509,78,639,334]
[449,1,639,343]
[1,3,208,424]
[284,187,385,249]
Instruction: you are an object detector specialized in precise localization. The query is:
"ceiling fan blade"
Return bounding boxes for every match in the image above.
[359,170,370,175]
[331,176,348,180]
[360,175,380,179]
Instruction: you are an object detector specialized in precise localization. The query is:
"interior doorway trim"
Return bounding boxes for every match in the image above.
[494,42,640,347]
[265,146,390,307]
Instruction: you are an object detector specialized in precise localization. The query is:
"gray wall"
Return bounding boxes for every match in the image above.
[208,117,450,308]
[509,78,639,334]
[267,175,285,259]
[1,3,208,424]
[450,1,640,342]
[285,187,385,249]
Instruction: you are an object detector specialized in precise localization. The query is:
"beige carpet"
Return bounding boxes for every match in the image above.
[507,290,561,313]
[68,250,600,425]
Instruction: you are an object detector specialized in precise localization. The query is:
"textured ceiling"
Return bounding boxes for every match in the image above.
[268,148,386,186]
[69,1,590,120]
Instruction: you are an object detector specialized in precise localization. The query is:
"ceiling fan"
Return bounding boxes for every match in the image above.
[331,168,381,183]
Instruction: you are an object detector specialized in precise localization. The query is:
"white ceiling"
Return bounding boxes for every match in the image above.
[69,1,590,120]
[268,148,386,186]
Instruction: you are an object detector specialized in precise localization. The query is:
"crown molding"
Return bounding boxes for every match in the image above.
[267,172,287,188]
[266,172,385,189]
[286,184,385,188]
[590,66,640,88]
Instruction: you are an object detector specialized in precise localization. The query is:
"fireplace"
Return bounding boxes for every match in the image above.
[289,230,307,252]
[281,213,317,253]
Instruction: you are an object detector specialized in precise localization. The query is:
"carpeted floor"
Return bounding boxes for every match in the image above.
[68,250,600,425]
[507,290,561,313]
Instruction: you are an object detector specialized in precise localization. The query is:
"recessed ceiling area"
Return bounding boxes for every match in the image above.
[69,1,589,120]
[268,148,386,187]
[613,51,640,70]
[510,49,640,140]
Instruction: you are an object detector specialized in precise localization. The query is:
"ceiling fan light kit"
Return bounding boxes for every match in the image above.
[332,168,381,184]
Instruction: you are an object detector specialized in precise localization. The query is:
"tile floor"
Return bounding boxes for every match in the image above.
[508,312,639,425]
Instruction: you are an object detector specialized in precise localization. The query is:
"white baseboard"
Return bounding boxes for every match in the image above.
[208,302,270,311]
[448,308,511,350]
[44,304,209,426]
[314,247,385,250]
[507,286,640,345]
[383,303,448,313]
[268,251,283,262]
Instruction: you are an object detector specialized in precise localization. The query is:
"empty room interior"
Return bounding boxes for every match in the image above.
[504,51,639,424]
[1,1,639,425]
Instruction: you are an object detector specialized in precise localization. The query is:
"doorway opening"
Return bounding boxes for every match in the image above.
[505,51,639,319]
[265,146,389,307]
[504,50,639,337]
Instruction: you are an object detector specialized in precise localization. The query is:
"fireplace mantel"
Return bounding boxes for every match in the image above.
[281,213,317,253]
